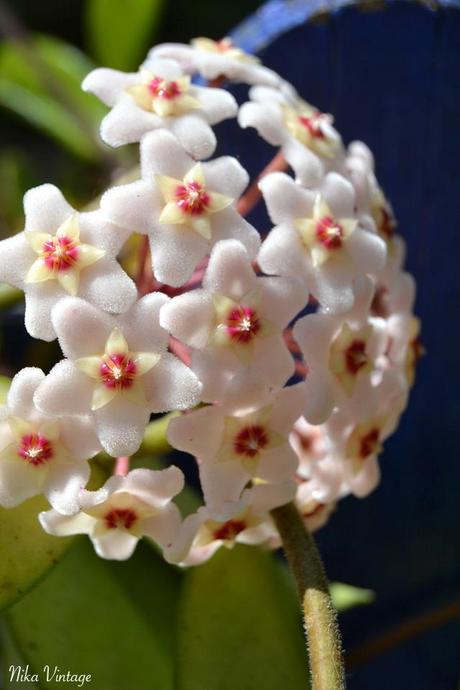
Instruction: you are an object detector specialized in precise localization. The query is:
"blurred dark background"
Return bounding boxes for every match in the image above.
[0,0,459,688]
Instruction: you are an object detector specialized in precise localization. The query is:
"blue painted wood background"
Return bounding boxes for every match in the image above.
[221,2,459,687]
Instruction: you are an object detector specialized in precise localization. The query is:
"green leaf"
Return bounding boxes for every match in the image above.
[330,582,375,612]
[0,36,105,160]
[3,538,182,689]
[85,0,165,70]
[0,496,74,614]
[0,79,97,161]
[0,459,108,614]
[177,545,309,690]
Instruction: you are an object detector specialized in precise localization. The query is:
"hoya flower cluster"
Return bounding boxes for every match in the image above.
[0,36,421,563]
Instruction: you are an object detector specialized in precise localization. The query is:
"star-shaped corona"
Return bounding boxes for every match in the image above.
[24,214,105,296]
[294,196,358,267]
[75,326,160,410]
[156,163,233,239]
[329,323,374,396]
[191,37,260,64]
[126,68,201,117]
[283,101,339,158]
[345,418,385,475]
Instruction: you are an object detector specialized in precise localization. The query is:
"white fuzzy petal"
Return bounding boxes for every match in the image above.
[24,184,74,233]
[259,172,314,225]
[159,290,214,349]
[101,179,160,236]
[82,68,138,106]
[203,239,256,298]
[167,405,223,458]
[78,258,137,315]
[52,297,114,359]
[34,361,94,417]
[100,97,159,147]
[7,368,45,419]
[94,397,150,457]
[143,353,201,413]
[0,232,33,288]
[169,113,217,160]
[43,461,90,515]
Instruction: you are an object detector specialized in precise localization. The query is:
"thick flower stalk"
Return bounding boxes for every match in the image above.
[0,33,423,690]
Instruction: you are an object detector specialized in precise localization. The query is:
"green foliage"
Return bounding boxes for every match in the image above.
[0,496,74,614]
[0,35,106,161]
[85,0,165,71]
[3,539,181,689]
[177,545,309,690]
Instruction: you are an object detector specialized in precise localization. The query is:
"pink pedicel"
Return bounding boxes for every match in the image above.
[42,236,79,272]
[148,77,181,100]
[99,354,137,390]
[175,181,211,215]
[233,424,269,458]
[315,216,344,250]
[226,306,261,344]
[104,508,138,530]
[18,433,53,466]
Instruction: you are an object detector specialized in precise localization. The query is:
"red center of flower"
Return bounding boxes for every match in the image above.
[213,519,246,541]
[148,77,181,100]
[298,113,325,139]
[226,306,261,344]
[99,353,137,390]
[359,428,380,459]
[233,425,269,458]
[175,181,210,215]
[104,508,138,530]
[41,236,79,272]
[216,38,234,53]
[345,340,368,375]
[378,207,396,240]
[315,216,344,249]
[18,433,53,466]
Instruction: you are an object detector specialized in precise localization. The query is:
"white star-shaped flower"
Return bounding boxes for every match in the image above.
[160,239,305,404]
[100,129,260,287]
[168,384,304,516]
[33,295,202,457]
[83,56,238,159]
[0,368,100,513]
[164,495,279,567]
[258,170,387,313]
[149,37,280,87]
[0,184,137,341]
[238,86,343,186]
[39,467,184,560]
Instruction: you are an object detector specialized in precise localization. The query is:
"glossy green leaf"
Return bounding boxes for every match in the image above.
[0,496,74,613]
[330,582,375,612]
[0,36,105,160]
[0,79,97,161]
[3,538,182,689]
[177,545,309,690]
[85,0,165,70]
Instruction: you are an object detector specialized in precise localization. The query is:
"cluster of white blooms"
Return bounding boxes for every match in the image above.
[0,36,422,562]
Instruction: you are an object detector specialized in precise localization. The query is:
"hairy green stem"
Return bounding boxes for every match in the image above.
[271,502,345,690]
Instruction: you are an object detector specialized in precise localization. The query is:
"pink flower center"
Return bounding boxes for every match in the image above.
[18,433,53,466]
[233,425,269,458]
[226,306,261,344]
[345,340,368,375]
[99,353,137,390]
[315,216,344,249]
[213,519,246,541]
[175,181,210,216]
[359,428,380,459]
[42,236,79,272]
[148,77,181,100]
[216,38,234,53]
[104,508,138,530]
[378,207,396,240]
[298,113,325,139]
